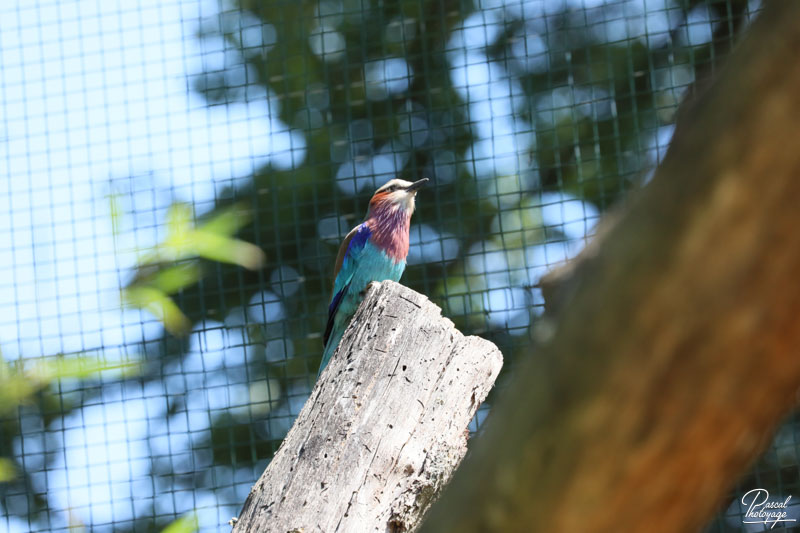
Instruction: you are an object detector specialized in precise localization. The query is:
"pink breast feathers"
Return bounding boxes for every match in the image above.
[366,199,411,263]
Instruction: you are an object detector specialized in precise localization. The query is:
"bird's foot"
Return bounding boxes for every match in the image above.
[361,281,382,297]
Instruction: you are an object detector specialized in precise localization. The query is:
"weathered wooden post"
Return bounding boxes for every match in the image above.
[232,280,503,532]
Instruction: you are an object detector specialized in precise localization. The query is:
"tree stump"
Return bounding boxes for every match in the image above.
[232,281,503,533]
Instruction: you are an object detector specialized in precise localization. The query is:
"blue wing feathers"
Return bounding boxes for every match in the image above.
[323,283,347,347]
[324,223,371,348]
[346,224,371,256]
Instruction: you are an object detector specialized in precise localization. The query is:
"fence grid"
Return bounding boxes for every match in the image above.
[0,0,775,531]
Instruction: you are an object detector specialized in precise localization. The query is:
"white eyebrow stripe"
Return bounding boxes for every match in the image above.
[376,178,413,193]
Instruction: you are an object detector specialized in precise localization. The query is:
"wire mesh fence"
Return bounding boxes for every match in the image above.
[0,0,781,531]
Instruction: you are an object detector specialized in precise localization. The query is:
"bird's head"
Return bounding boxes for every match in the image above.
[368,178,429,216]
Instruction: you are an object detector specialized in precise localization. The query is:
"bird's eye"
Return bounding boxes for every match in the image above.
[386,185,397,192]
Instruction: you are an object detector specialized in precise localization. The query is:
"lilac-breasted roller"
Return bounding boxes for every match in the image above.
[318,177,428,376]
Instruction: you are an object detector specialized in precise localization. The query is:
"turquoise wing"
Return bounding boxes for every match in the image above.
[324,223,372,347]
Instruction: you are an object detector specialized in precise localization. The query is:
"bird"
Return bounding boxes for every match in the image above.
[318,177,428,376]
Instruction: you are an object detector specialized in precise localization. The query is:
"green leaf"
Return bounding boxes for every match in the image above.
[121,202,266,333]
[149,263,204,295]
[28,355,142,383]
[0,353,142,414]
[0,458,16,482]
[192,231,266,270]
[161,513,198,533]
[200,203,252,235]
[141,203,265,269]
[124,286,192,336]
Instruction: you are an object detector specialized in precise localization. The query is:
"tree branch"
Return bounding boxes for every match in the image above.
[419,3,800,532]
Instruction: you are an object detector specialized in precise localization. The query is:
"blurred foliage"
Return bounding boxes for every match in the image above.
[2,0,761,531]
[161,513,199,533]
[0,459,15,484]
[122,202,266,335]
[0,351,139,517]
[0,352,140,416]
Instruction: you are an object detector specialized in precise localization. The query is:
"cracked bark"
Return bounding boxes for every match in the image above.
[231,281,503,533]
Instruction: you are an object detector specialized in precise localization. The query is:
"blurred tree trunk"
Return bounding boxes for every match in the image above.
[420,2,800,533]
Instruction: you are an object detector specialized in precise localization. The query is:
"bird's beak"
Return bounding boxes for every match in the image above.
[405,178,429,193]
